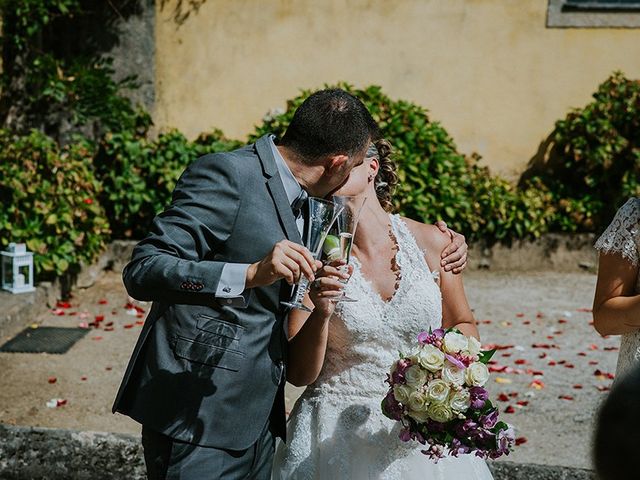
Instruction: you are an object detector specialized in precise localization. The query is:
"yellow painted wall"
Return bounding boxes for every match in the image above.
[154,0,640,178]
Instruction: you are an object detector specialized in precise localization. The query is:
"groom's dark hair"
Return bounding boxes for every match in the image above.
[280,88,379,164]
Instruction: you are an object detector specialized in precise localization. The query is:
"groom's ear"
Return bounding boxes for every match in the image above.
[325,154,350,174]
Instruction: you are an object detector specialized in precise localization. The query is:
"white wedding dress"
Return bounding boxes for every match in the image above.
[272,215,493,479]
[595,197,640,379]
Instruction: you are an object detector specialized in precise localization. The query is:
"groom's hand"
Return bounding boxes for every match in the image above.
[245,240,322,288]
[435,220,468,274]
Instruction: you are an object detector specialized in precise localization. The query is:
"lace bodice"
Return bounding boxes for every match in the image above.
[306,214,442,398]
[595,198,640,378]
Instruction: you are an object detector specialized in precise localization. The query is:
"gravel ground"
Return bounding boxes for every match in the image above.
[0,269,615,470]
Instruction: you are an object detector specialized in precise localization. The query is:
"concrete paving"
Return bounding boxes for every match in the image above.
[0,269,613,473]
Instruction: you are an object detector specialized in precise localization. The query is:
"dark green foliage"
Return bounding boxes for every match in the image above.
[524,72,640,232]
[253,83,554,243]
[0,130,110,278]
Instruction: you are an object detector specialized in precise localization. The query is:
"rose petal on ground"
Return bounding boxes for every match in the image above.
[95,315,105,322]
[577,308,592,313]
[516,313,525,318]
[498,393,509,402]
[91,336,103,341]
[596,386,611,392]
[78,322,89,329]
[81,376,87,381]
[589,361,599,365]
[56,399,67,406]
[529,380,545,389]
[135,320,145,325]
[98,299,108,305]
[123,324,134,329]
[573,384,583,389]
[515,437,528,446]
[495,377,512,384]
[558,319,568,324]
[516,400,529,407]
[558,395,574,401]
[504,405,516,413]
[48,377,57,384]
[514,359,527,365]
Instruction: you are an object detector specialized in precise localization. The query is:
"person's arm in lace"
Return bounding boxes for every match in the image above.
[593,253,640,335]
[286,263,350,386]
[593,198,640,336]
[408,219,480,340]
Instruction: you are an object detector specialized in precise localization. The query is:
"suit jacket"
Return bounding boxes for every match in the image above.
[112,135,302,450]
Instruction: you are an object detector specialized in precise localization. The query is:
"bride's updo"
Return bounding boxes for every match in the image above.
[371,138,398,212]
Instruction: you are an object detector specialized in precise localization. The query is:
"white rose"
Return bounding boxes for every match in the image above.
[408,390,428,413]
[443,332,468,354]
[405,365,428,388]
[426,379,450,404]
[465,362,490,387]
[427,403,453,423]
[465,336,482,357]
[441,363,466,386]
[418,344,445,372]
[448,389,471,413]
[393,384,414,405]
[408,408,431,423]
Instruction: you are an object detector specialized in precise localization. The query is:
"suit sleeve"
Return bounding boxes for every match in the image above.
[122,153,246,305]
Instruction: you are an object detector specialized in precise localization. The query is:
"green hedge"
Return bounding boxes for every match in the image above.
[252,84,554,243]
[525,71,640,232]
[0,130,110,278]
[2,74,638,280]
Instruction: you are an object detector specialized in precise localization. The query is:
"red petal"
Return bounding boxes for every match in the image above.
[95,315,105,322]
[516,313,525,318]
[504,405,516,413]
[80,376,87,381]
[558,395,574,400]
[498,393,509,402]
[123,324,134,329]
[48,377,57,384]
[514,359,527,365]
[56,399,67,406]
[573,384,583,389]
[516,400,529,407]
[515,437,528,446]
[98,299,108,305]
[558,319,568,324]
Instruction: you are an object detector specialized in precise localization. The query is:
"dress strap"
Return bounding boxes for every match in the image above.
[389,214,439,281]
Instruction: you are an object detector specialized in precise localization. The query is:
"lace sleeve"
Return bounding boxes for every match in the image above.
[594,198,640,266]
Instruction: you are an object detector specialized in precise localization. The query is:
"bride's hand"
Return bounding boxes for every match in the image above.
[308,262,352,317]
[434,221,468,274]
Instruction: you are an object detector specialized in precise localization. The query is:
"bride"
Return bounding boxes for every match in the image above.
[272,140,493,479]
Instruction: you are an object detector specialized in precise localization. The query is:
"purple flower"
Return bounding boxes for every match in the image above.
[391,358,411,384]
[382,390,403,421]
[432,328,445,339]
[479,409,499,429]
[469,386,489,409]
[496,425,515,455]
[399,427,412,442]
[417,331,430,344]
[456,418,478,437]
[444,353,466,370]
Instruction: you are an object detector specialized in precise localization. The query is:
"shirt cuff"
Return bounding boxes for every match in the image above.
[216,263,251,308]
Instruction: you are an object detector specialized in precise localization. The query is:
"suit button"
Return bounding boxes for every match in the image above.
[226,299,233,305]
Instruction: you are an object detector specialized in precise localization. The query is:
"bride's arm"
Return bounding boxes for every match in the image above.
[593,252,640,336]
[286,265,349,386]
[406,219,480,340]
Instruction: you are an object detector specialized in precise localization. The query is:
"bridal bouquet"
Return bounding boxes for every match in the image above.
[381,328,515,461]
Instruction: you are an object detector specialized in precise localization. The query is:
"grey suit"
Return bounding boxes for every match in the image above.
[113,135,302,473]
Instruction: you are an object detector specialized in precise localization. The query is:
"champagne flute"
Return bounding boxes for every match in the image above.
[327,195,367,302]
[281,197,342,312]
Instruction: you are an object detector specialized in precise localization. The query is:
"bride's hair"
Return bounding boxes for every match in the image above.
[373,138,398,212]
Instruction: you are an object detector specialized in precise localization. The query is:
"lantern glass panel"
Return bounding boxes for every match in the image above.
[18,264,30,287]
[3,260,12,287]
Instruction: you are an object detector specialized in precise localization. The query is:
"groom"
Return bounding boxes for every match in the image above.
[113,89,467,479]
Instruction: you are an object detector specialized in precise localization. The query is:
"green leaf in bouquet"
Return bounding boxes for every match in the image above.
[478,349,497,364]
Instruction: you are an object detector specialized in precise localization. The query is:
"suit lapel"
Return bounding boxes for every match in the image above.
[255,136,303,245]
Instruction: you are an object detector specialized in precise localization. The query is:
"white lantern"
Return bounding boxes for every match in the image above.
[1,243,36,294]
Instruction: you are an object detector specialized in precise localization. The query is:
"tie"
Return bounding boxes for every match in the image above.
[291,189,308,220]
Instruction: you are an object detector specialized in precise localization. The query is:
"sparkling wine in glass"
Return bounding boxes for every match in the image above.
[281,197,342,312]
[331,195,366,302]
